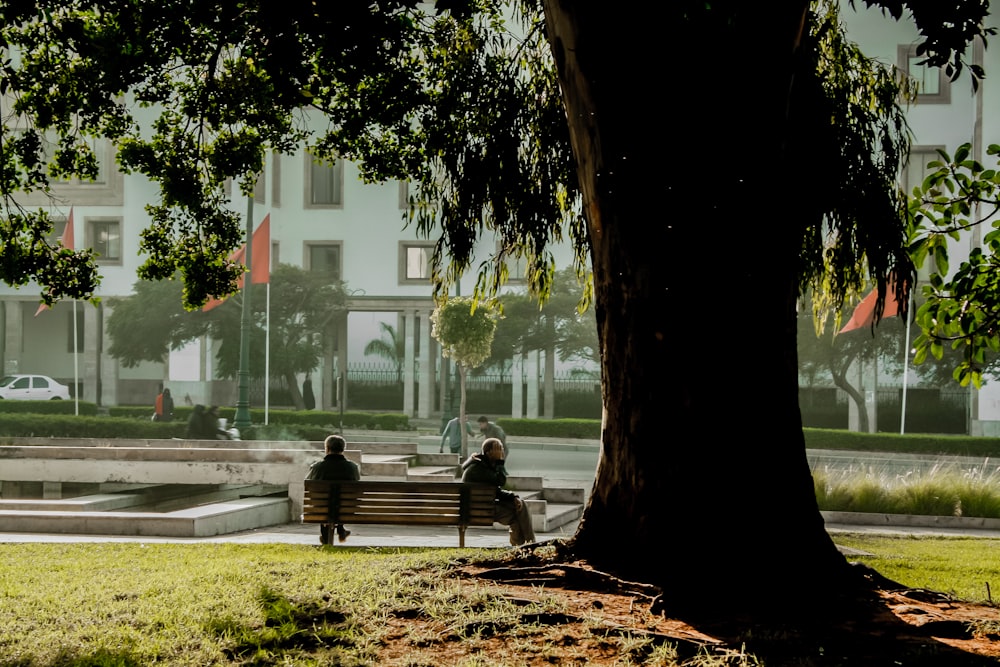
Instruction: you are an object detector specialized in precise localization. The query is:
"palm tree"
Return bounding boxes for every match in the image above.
[363,322,404,383]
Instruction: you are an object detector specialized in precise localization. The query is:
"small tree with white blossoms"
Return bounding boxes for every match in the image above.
[431,297,500,459]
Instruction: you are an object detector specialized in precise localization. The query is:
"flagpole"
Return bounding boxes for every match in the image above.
[72,300,79,416]
[265,282,270,426]
[900,290,913,434]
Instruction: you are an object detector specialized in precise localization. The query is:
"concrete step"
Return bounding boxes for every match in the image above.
[360,454,415,477]
[406,466,459,481]
[538,502,584,532]
[0,496,291,537]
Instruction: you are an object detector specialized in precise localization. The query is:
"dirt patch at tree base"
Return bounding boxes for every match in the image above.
[374,556,1000,666]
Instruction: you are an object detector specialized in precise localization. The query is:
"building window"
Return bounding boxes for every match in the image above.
[40,132,109,185]
[305,152,344,207]
[898,44,950,104]
[398,180,409,210]
[270,241,280,274]
[903,146,945,198]
[905,146,947,282]
[305,242,342,280]
[399,242,434,283]
[88,218,122,264]
[253,170,265,204]
[271,151,281,206]
[47,217,69,245]
[13,131,123,206]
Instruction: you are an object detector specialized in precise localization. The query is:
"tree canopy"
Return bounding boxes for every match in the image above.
[1,0,583,309]
[3,0,999,623]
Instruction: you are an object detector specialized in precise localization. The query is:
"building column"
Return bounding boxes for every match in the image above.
[543,347,555,419]
[402,310,416,417]
[83,303,100,403]
[100,302,119,406]
[335,316,348,410]
[417,309,432,418]
[511,353,524,419]
[4,300,24,375]
[525,351,540,419]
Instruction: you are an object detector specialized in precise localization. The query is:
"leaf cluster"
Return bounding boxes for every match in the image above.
[794,1,916,318]
[907,143,1000,387]
[1,0,583,310]
[852,0,994,87]
[430,296,499,369]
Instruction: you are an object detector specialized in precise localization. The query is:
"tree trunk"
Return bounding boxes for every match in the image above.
[542,2,852,616]
[830,348,868,432]
[284,371,305,410]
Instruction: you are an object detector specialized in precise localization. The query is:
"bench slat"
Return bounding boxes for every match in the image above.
[302,480,501,545]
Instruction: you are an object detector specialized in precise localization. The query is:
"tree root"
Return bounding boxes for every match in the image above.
[471,562,662,599]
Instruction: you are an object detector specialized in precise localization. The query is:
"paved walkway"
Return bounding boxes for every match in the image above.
[0,520,582,546]
[2,517,1000,546]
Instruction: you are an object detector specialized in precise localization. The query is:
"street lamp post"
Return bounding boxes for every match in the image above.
[233,194,254,430]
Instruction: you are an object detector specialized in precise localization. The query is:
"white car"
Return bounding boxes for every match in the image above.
[0,374,72,400]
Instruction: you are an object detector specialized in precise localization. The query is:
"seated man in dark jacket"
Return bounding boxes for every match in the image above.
[306,434,361,544]
[461,437,535,546]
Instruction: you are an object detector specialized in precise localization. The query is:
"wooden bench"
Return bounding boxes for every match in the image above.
[302,480,497,547]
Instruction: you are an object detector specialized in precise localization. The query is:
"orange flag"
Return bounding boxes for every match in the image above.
[202,214,271,312]
[35,208,75,317]
[839,282,904,334]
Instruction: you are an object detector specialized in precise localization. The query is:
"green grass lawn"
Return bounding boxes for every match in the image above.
[833,533,1000,603]
[0,537,996,666]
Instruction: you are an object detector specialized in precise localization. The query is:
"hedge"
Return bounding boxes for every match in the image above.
[802,428,1000,457]
[0,408,410,440]
[496,418,601,439]
[0,400,99,416]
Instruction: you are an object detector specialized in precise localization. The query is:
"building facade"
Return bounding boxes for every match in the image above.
[0,140,572,417]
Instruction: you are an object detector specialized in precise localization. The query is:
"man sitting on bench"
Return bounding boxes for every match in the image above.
[461,437,535,546]
[306,435,360,544]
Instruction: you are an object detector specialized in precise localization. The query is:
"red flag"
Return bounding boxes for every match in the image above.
[839,282,903,334]
[35,208,75,317]
[202,214,271,312]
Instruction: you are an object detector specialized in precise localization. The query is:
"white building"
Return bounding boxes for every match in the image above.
[0,139,577,417]
[841,5,1000,434]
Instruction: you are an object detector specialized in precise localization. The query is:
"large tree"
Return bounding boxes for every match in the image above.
[0,0,993,620]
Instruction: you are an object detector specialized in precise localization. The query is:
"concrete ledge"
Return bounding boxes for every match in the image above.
[0,494,145,512]
[0,497,291,537]
[822,511,1000,531]
[542,487,585,503]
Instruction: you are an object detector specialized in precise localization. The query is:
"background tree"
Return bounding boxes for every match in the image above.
[490,266,597,416]
[798,296,907,432]
[1,0,993,621]
[107,265,346,409]
[431,296,499,459]
[362,322,405,384]
[106,277,200,368]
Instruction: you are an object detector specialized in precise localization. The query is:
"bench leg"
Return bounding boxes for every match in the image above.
[459,525,466,548]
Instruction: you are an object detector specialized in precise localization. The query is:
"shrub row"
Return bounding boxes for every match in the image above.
[0,400,99,416]
[0,407,409,440]
[803,428,1000,457]
[0,414,184,439]
[496,418,601,439]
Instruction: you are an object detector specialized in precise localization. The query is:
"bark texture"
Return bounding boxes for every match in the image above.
[542,2,852,615]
